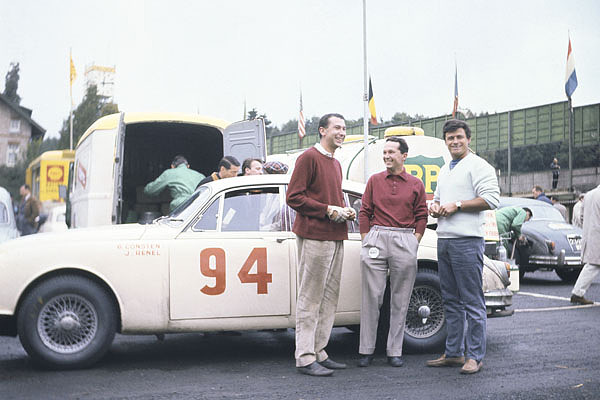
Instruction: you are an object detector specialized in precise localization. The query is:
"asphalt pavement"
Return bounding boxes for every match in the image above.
[0,270,598,400]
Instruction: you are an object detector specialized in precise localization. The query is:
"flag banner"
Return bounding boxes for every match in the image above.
[368,77,377,125]
[70,56,77,86]
[298,92,306,139]
[565,37,578,98]
[452,63,458,118]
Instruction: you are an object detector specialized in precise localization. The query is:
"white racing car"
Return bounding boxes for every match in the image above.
[0,175,513,369]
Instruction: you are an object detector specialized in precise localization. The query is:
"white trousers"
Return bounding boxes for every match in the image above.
[572,263,600,298]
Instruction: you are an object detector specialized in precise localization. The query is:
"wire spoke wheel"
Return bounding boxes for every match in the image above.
[37,294,98,354]
[405,285,445,339]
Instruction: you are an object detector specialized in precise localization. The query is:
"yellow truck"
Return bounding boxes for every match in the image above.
[26,149,75,203]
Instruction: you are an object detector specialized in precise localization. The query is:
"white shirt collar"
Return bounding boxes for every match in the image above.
[314,143,334,158]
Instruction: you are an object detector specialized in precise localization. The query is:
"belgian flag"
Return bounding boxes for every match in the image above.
[368,77,377,125]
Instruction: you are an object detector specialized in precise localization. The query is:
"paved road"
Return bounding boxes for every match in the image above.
[1,271,598,400]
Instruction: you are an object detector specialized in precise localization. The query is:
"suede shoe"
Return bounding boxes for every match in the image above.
[387,356,404,367]
[319,358,347,369]
[426,354,465,367]
[297,361,334,376]
[460,359,482,374]
[571,294,594,305]
[357,354,374,367]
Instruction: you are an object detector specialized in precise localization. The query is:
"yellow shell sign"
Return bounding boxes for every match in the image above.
[46,165,65,182]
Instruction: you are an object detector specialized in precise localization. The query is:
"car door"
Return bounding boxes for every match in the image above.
[169,185,292,320]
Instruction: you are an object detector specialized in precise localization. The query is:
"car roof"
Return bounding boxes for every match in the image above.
[199,174,365,194]
[499,196,553,208]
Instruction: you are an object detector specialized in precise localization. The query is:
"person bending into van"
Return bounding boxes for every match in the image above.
[357,136,427,368]
[241,158,263,175]
[144,155,205,212]
[197,156,240,187]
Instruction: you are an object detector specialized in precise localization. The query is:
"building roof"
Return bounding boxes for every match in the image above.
[0,93,46,139]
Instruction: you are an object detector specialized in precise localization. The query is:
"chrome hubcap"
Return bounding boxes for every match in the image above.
[37,294,98,354]
[405,285,445,338]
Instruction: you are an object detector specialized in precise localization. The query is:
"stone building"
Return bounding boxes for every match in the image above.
[0,93,45,167]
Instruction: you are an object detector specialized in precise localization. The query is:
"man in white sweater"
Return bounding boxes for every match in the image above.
[427,119,500,375]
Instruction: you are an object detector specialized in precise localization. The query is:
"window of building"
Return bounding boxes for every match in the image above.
[6,144,20,167]
[9,119,21,133]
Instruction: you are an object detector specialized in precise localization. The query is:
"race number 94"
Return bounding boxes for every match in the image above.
[200,247,272,295]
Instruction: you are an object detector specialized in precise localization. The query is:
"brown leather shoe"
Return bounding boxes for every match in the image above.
[426,354,465,367]
[571,294,594,305]
[460,359,482,374]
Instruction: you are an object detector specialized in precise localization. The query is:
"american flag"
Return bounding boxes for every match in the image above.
[452,63,458,118]
[298,92,306,139]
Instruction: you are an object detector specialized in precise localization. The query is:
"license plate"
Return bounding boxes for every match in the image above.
[567,235,581,251]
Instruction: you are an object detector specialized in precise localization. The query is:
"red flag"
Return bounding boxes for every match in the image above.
[368,77,377,125]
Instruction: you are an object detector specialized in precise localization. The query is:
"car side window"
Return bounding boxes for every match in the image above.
[222,188,281,232]
[192,199,219,231]
[347,192,362,233]
[0,202,8,223]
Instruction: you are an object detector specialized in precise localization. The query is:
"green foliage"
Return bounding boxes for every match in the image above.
[3,62,21,104]
[58,85,119,149]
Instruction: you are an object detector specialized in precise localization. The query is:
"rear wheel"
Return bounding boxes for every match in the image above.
[555,268,582,283]
[17,275,117,369]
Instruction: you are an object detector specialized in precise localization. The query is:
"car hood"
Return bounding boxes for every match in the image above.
[0,224,149,253]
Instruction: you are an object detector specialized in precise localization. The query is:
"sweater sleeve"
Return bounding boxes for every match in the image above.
[358,176,374,234]
[472,159,500,210]
[286,153,329,218]
[413,180,428,235]
[144,170,170,196]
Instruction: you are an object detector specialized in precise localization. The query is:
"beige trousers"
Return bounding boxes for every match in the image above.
[295,237,344,367]
[359,226,418,357]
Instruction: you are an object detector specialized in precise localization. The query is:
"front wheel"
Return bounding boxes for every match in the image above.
[17,275,117,369]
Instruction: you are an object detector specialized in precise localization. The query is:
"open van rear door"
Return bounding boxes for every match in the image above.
[111,113,126,224]
[223,119,267,163]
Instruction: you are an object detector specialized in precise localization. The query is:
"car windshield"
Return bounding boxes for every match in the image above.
[528,205,565,222]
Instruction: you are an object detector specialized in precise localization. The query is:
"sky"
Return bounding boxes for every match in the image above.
[2,0,600,139]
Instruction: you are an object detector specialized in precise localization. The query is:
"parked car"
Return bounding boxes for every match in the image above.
[0,187,19,243]
[498,197,583,282]
[37,203,68,233]
[0,175,513,369]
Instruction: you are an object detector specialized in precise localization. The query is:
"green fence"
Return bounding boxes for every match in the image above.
[266,101,600,155]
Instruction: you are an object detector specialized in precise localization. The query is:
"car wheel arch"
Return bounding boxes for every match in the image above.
[15,268,123,333]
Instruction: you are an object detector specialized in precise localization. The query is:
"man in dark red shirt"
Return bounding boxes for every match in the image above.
[286,113,355,377]
[357,136,427,368]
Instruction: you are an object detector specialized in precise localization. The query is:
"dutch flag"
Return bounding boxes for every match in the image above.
[565,37,578,98]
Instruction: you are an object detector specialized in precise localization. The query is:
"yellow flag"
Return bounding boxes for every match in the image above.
[70,56,77,85]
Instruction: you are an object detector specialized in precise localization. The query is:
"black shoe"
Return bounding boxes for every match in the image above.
[387,356,404,367]
[297,362,334,376]
[319,358,347,369]
[357,354,374,367]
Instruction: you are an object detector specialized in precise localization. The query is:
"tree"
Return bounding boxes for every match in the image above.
[3,62,21,104]
[246,108,274,136]
[58,85,118,149]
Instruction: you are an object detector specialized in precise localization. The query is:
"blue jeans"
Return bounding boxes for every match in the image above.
[437,237,486,362]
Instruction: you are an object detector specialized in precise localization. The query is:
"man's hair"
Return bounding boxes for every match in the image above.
[171,155,188,167]
[21,184,30,191]
[533,185,544,193]
[219,155,240,170]
[385,136,409,153]
[241,158,262,175]
[442,119,471,140]
[549,195,559,201]
[523,207,532,218]
[318,113,345,138]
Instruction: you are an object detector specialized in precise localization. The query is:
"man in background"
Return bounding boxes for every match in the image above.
[16,184,41,236]
[572,193,584,228]
[197,156,240,187]
[144,155,204,212]
[550,196,567,221]
[241,158,263,176]
[532,186,552,205]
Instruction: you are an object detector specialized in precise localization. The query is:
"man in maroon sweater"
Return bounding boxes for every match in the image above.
[286,113,355,377]
[357,136,428,368]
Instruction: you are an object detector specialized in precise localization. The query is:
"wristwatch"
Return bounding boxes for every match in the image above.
[455,201,462,211]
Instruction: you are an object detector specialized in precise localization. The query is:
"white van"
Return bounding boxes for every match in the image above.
[69,112,266,228]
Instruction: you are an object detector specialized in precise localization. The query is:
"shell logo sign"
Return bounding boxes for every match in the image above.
[404,155,445,197]
[46,165,65,182]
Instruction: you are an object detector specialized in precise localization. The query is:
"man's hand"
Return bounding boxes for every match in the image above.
[344,207,356,221]
[429,203,442,218]
[327,205,349,223]
[437,202,459,217]
[415,232,423,243]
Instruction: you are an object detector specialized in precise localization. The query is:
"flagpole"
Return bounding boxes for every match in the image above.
[69,48,74,151]
[362,0,369,182]
[568,96,573,192]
